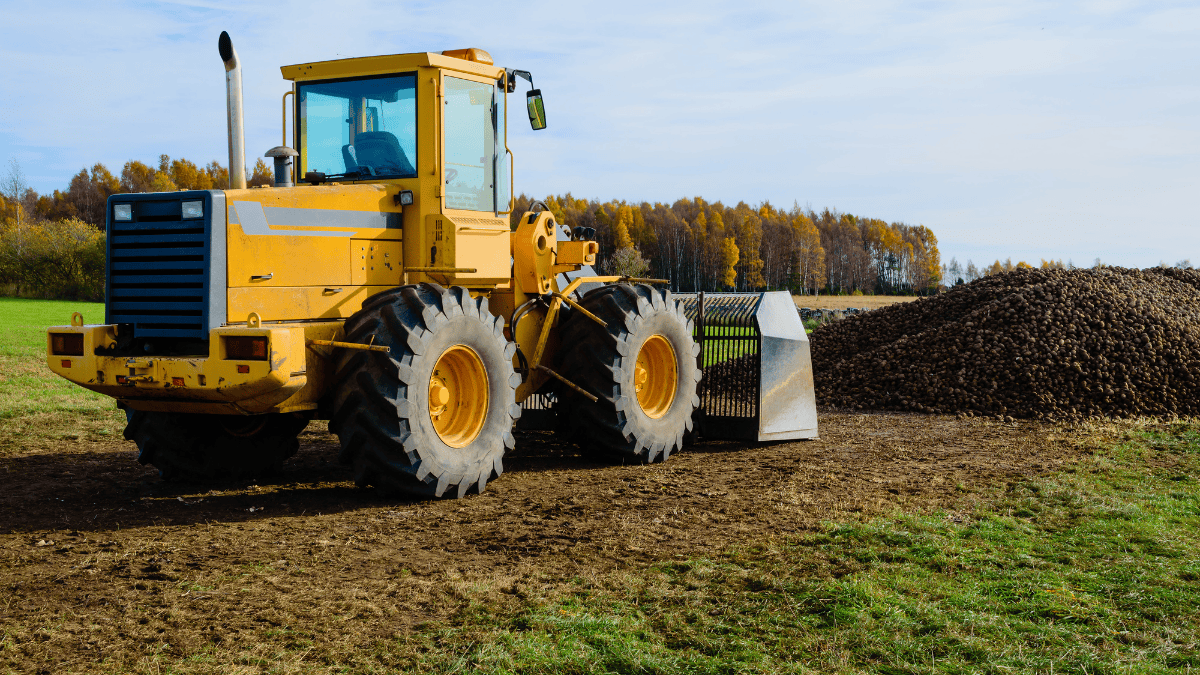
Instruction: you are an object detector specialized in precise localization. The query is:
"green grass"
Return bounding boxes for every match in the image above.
[0,297,104,354]
[361,422,1200,674]
[696,326,758,367]
[0,297,123,450]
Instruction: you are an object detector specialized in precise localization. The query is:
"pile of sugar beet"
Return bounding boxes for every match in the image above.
[809,266,1200,420]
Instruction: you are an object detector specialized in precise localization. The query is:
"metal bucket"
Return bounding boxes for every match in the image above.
[518,288,818,443]
[677,291,818,442]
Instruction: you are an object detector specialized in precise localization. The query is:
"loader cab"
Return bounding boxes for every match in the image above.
[283,50,512,216]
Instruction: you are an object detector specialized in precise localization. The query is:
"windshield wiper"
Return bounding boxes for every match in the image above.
[302,169,367,185]
[303,167,414,185]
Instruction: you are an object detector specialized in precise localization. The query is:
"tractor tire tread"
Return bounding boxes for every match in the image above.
[124,410,308,482]
[327,283,517,498]
[555,283,701,463]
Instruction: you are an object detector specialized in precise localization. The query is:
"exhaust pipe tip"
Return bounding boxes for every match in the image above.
[219,30,246,190]
[218,31,234,65]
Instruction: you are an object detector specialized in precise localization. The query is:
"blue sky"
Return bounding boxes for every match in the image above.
[1,0,1196,269]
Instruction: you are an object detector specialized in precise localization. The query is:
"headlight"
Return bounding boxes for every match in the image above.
[182,200,204,219]
[113,204,132,221]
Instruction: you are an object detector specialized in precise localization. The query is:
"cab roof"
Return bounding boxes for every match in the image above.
[281,50,503,82]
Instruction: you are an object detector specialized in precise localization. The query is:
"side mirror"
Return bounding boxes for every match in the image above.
[526,89,546,130]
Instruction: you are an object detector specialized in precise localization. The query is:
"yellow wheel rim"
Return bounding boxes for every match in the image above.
[634,334,677,419]
[428,345,489,448]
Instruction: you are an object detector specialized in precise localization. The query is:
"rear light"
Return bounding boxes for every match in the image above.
[60,359,72,368]
[225,336,268,360]
[50,333,84,356]
[237,365,250,374]
[116,375,128,384]
[172,377,185,387]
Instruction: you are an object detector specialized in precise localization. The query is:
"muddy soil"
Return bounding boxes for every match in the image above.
[0,412,1082,672]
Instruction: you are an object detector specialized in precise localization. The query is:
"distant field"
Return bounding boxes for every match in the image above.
[793,294,919,310]
[0,298,123,453]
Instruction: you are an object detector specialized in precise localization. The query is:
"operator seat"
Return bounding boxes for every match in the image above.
[350,131,415,177]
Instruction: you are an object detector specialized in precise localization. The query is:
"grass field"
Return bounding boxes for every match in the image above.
[0,298,123,454]
[793,294,920,310]
[394,422,1200,674]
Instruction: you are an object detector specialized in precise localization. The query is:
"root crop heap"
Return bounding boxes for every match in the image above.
[811,267,1200,420]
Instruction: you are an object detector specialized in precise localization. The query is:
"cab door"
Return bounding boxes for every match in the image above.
[431,71,511,285]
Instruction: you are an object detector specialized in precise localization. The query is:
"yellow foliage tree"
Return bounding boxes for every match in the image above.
[691,210,708,244]
[170,158,214,191]
[630,205,655,248]
[248,158,272,188]
[913,225,940,290]
[545,194,568,224]
[705,209,727,289]
[612,204,634,250]
[791,213,825,294]
[736,211,765,288]
[150,172,177,193]
[720,236,739,288]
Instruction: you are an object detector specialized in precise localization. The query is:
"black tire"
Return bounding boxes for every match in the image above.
[124,409,308,481]
[555,283,701,462]
[327,283,520,498]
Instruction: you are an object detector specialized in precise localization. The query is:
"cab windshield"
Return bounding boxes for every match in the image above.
[298,75,417,179]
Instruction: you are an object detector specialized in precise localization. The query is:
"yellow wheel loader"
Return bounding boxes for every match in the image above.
[42,33,707,497]
[45,33,817,498]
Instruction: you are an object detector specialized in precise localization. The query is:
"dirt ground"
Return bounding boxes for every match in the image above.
[792,295,919,310]
[0,411,1083,672]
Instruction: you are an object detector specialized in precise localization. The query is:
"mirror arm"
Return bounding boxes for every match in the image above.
[506,69,533,93]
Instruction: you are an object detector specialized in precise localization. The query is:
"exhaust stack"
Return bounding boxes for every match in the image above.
[218,31,246,190]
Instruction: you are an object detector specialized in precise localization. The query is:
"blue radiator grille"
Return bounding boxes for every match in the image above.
[105,192,223,339]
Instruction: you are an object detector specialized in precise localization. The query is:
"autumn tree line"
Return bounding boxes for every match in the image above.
[512,194,942,295]
[0,156,271,300]
[941,256,1195,287]
[0,156,272,228]
[3,153,952,299]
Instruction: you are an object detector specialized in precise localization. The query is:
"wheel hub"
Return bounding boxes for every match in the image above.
[634,334,678,419]
[428,345,489,448]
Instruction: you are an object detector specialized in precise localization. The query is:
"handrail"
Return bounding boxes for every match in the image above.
[282,90,296,183]
[501,71,514,215]
[282,91,293,148]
